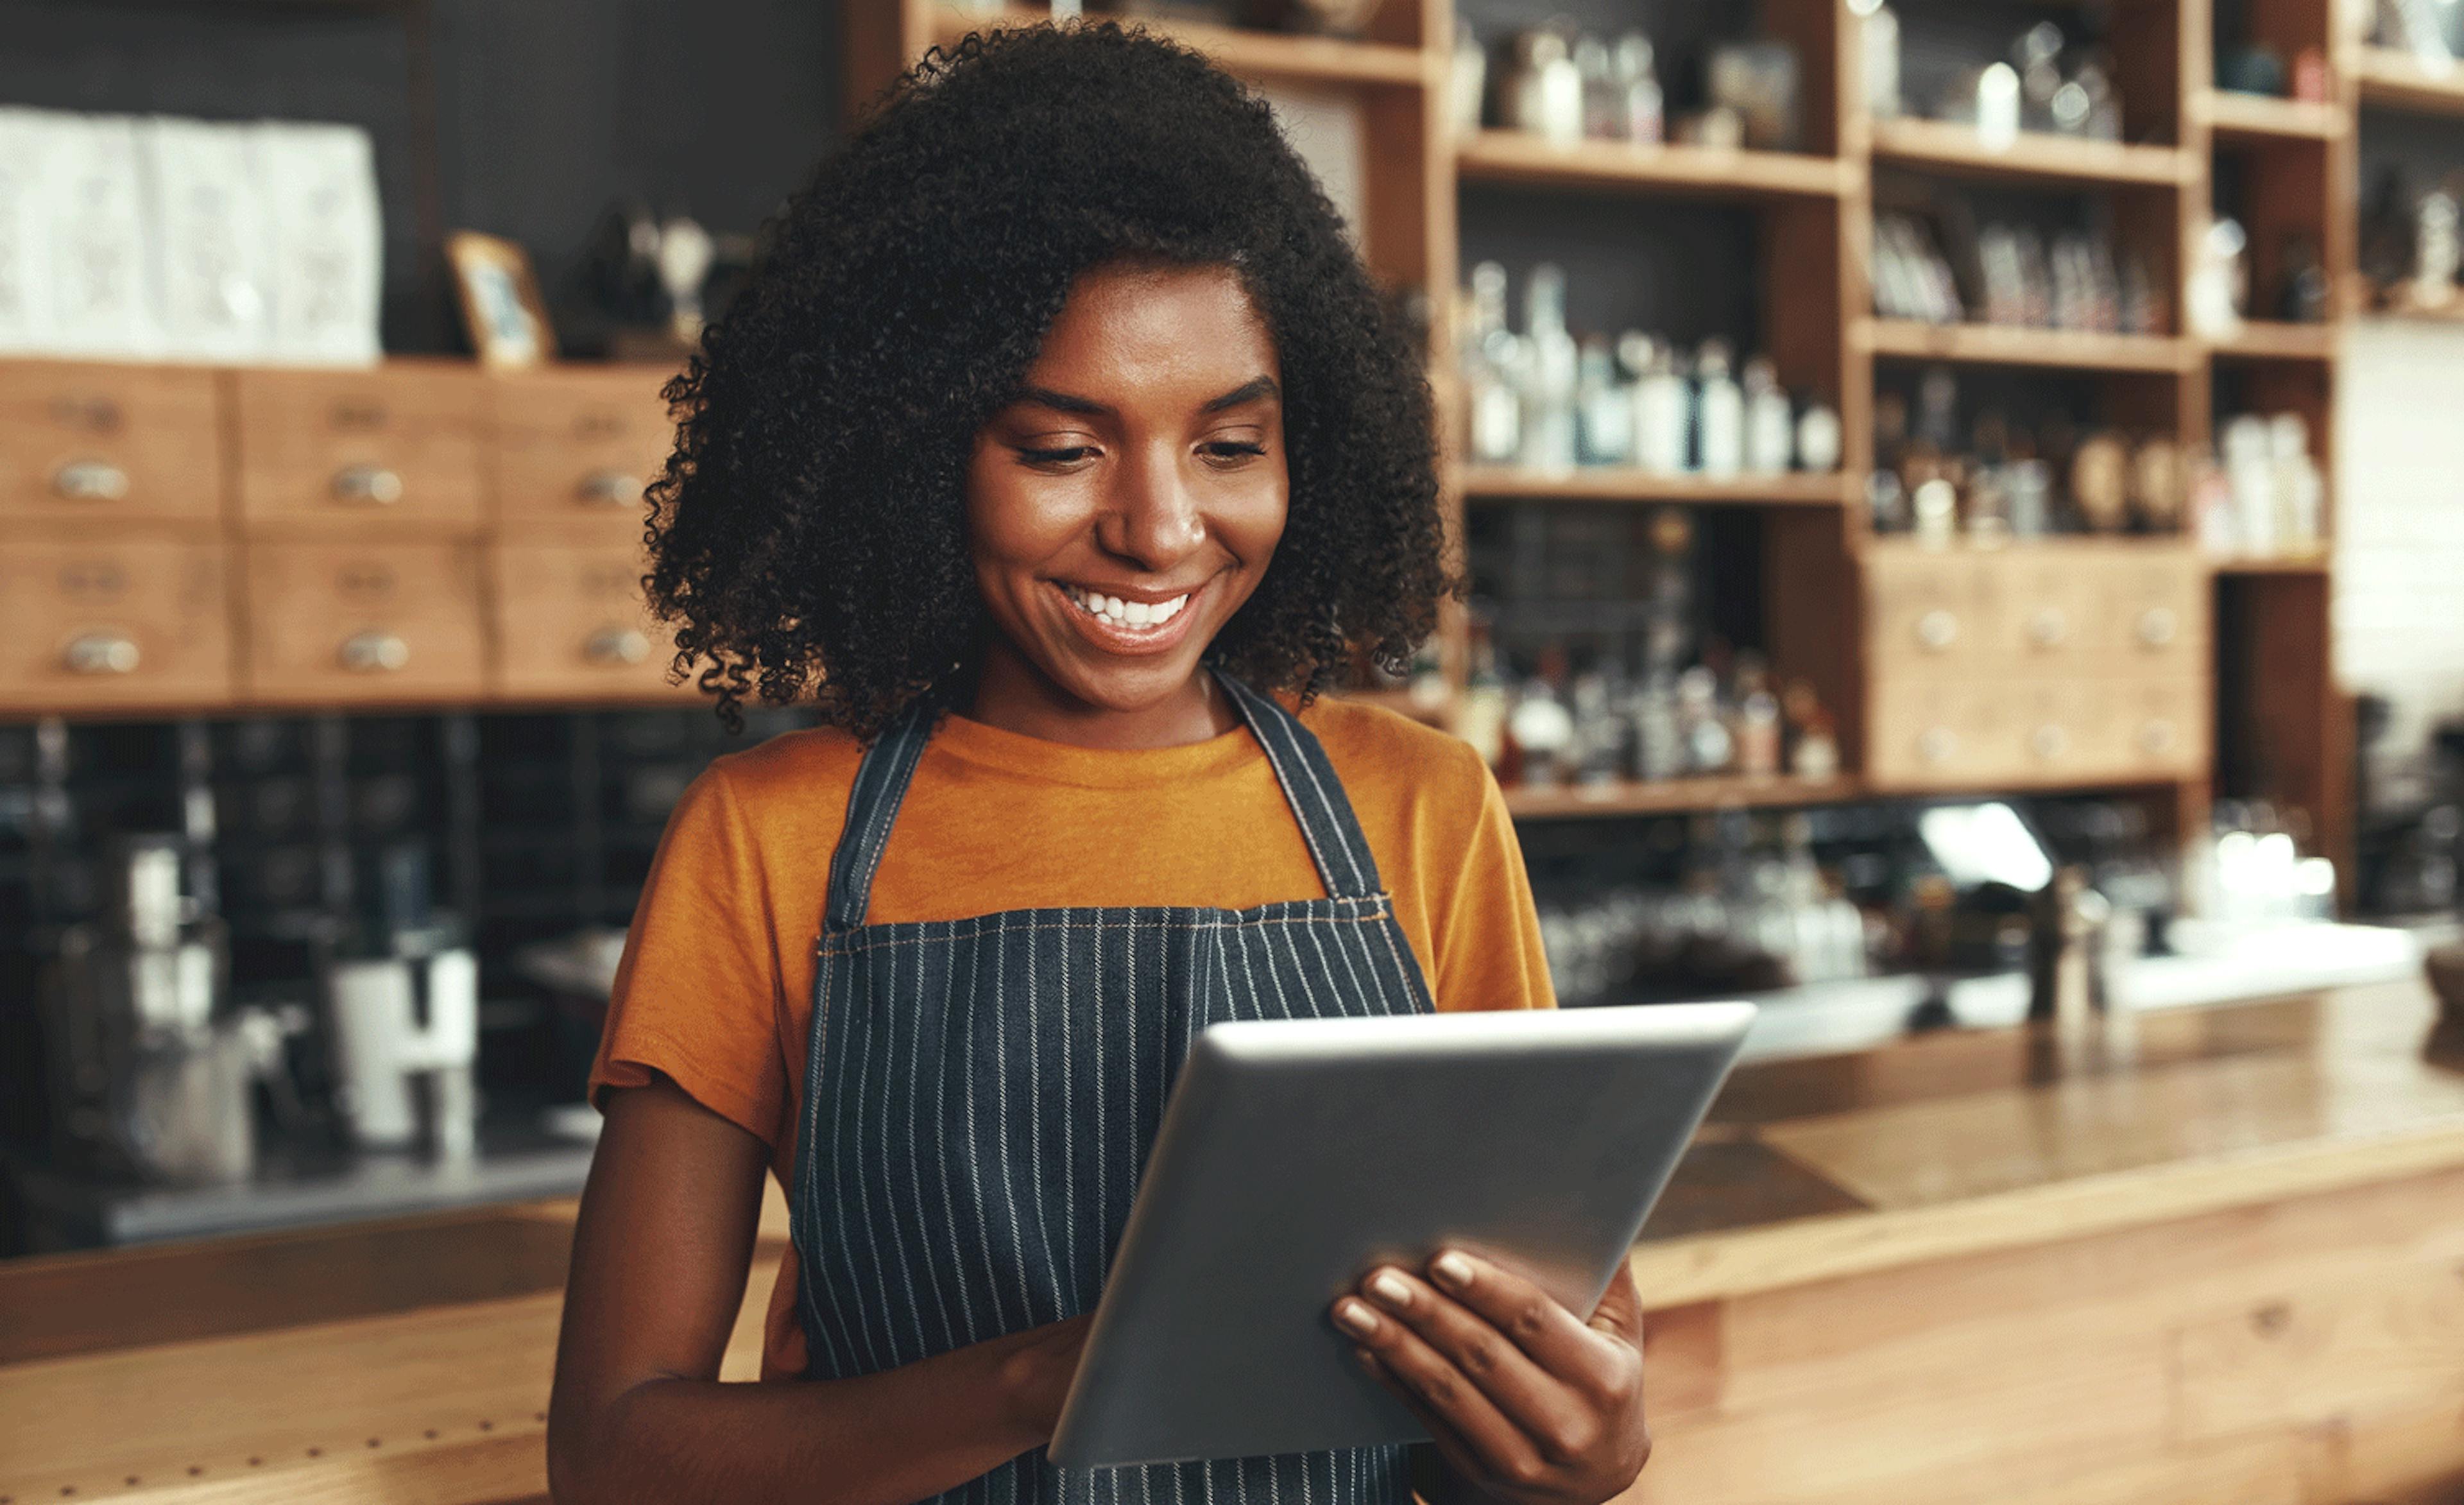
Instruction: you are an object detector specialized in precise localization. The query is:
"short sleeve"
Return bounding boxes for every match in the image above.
[588,763,790,1149]
[1431,759,1558,1014]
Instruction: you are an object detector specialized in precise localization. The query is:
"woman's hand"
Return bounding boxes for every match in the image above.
[992,1314,1095,1439]
[1331,1251,1650,1505]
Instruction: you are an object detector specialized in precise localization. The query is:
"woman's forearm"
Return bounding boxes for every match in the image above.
[552,1321,1070,1505]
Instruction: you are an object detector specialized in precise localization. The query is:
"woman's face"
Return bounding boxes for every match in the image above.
[966,261,1287,734]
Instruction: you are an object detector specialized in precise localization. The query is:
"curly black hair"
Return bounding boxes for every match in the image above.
[645,19,1455,737]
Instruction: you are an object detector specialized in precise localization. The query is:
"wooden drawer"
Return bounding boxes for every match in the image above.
[1863,547,1998,681]
[2095,677,2210,779]
[0,361,222,525]
[0,537,234,710]
[243,540,487,703]
[2075,547,2209,669]
[490,366,676,530]
[492,540,687,699]
[232,366,486,529]
[1866,681,2020,789]
[1980,549,2095,673]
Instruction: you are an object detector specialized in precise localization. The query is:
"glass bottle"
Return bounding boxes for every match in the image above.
[1577,37,1622,140]
[1509,30,1584,145]
[1614,32,1664,144]
[1630,338,1690,476]
[2270,413,2323,553]
[1510,646,1577,787]
[1461,261,1523,464]
[1458,613,1511,770]
[1859,1,1901,119]
[1693,338,1744,478]
[1577,334,1630,465]
[1741,357,1793,476]
[1519,263,1580,474]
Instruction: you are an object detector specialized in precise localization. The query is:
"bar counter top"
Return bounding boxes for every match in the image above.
[6,979,2461,1505]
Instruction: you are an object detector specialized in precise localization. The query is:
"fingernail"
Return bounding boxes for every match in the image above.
[1367,1270,1414,1308]
[1333,1298,1379,1337]
[1431,1251,1475,1291]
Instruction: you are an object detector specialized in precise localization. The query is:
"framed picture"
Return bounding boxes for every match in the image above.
[446,230,555,368]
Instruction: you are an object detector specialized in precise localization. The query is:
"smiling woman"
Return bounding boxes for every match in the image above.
[546,21,1641,1505]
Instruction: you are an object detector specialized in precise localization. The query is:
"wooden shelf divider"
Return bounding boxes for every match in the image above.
[1867,117,2194,188]
[1455,130,1851,200]
[2203,322,2338,361]
[928,5,1428,85]
[1460,467,1854,506]
[2355,47,2464,117]
[2198,90,2347,141]
[1858,318,2200,373]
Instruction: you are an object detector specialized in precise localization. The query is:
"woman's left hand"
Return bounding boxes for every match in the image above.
[1331,1250,1651,1505]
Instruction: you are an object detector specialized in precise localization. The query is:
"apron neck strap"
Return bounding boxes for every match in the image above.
[822,671,1387,931]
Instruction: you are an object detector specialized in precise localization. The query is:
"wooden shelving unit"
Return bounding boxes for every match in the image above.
[2199,90,2347,142]
[2213,556,2333,575]
[1858,318,2200,373]
[1455,130,1849,200]
[2354,46,2464,117]
[925,4,1428,83]
[1868,117,2194,187]
[1459,467,1852,506]
[2203,321,2337,361]
[1503,775,1866,821]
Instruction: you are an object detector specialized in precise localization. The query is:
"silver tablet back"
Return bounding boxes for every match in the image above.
[1048,1001,1756,1468]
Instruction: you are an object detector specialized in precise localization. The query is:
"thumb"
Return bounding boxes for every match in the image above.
[1587,1257,1645,1341]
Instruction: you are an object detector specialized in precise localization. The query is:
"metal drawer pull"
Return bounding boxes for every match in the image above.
[2137,607,2178,648]
[2028,608,2069,648]
[2032,725,2069,760]
[339,632,411,673]
[64,633,141,675]
[1915,610,1960,651]
[1919,728,1958,764]
[52,458,131,502]
[585,626,651,666]
[578,470,644,508]
[2139,719,2178,755]
[331,465,405,506]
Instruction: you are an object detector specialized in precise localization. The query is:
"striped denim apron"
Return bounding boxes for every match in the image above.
[791,673,1432,1505]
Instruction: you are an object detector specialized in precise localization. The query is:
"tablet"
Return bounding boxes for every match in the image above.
[1047,1001,1757,1469]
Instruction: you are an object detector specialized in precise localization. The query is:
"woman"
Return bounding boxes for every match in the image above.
[549,22,1652,1505]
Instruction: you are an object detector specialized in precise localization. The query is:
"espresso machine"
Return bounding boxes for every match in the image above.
[40,837,290,1184]
[325,845,481,1160]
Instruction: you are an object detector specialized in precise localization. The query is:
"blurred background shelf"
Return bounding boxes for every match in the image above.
[2203,322,2338,361]
[1867,117,2194,187]
[1858,319,2200,372]
[1502,775,1865,821]
[2354,46,2464,116]
[1455,130,1849,200]
[927,4,1427,85]
[2199,90,2347,141]
[1459,467,1853,506]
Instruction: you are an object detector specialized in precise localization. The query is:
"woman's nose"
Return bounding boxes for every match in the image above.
[1097,444,1207,571]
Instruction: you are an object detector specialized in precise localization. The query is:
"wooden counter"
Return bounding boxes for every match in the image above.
[4,982,2461,1505]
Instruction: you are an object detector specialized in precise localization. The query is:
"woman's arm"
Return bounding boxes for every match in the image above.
[547,1076,1091,1505]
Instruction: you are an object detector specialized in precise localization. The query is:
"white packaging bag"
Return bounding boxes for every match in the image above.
[257,120,382,367]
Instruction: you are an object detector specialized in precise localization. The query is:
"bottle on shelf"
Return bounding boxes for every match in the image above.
[1459,613,1511,770]
[1519,262,1580,474]
[1858,1,1901,119]
[2269,413,2324,555]
[1506,28,1584,145]
[1614,32,1664,145]
[1576,37,1622,142]
[1693,339,1743,478]
[1631,338,1690,475]
[1508,646,1577,787]
[1796,400,1842,474]
[1460,261,1524,465]
[1741,357,1794,476]
[1577,334,1631,465]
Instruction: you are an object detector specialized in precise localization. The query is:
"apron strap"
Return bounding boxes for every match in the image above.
[823,672,1389,930]
[823,700,937,932]
[1213,671,1385,902]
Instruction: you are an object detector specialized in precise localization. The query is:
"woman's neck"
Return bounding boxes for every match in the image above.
[965,641,1242,749]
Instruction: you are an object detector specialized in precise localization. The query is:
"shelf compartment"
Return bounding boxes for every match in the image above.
[2204,322,2336,361]
[929,6,1428,85]
[1460,467,1854,506]
[1858,319,2198,373]
[2356,47,2464,117]
[2199,92,2347,142]
[1504,775,1866,821]
[1455,130,1849,201]
[2212,556,2331,576]
[1868,117,2194,188]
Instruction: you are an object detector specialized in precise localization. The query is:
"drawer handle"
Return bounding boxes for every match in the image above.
[339,632,411,674]
[52,458,131,503]
[332,465,405,506]
[578,470,644,508]
[2137,607,2178,648]
[2032,725,2070,761]
[2139,719,2178,755]
[63,633,141,675]
[1919,727,1959,765]
[2028,608,2069,648]
[585,626,651,666]
[1915,610,1960,652]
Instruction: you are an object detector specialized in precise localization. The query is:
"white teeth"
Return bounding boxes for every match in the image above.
[1065,586,1192,628]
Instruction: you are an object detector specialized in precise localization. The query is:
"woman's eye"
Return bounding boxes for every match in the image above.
[1201,441,1269,464]
[1017,445,1097,466]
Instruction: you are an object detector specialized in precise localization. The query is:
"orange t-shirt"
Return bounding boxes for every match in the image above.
[588,694,1557,1380]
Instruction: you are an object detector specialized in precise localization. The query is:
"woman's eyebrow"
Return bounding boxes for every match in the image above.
[1011,376,1281,417]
